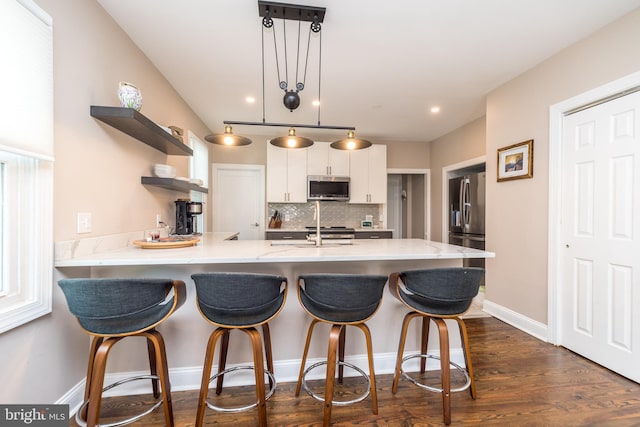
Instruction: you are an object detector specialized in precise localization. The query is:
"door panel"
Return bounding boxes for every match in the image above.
[561,90,640,382]
[213,164,265,240]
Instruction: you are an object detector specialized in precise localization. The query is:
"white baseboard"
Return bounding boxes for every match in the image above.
[482,299,548,342]
[57,350,468,415]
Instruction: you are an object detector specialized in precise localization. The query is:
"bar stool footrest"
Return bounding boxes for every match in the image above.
[76,375,163,427]
[205,365,276,413]
[400,354,471,393]
[302,360,371,406]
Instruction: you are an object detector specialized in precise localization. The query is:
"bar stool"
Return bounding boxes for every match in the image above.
[295,273,388,427]
[191,272,287,427]
[57,278,186,427]
[388,267,484,425]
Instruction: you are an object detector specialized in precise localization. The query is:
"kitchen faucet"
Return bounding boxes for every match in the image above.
[307,200,322,246]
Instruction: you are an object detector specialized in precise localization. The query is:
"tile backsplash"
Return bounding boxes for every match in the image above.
[268,202,381,229]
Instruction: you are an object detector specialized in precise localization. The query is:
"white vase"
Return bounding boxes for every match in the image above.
[118,81,142,110]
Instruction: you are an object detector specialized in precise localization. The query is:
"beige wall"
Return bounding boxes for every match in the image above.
[485,7,640,324]
[48,0,210,241]
[429,117,486,242]
[0,0,209,404]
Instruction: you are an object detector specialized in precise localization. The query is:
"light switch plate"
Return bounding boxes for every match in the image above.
[77,212,92,234]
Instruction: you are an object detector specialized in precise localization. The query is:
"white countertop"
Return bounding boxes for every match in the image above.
[55,233,494,268]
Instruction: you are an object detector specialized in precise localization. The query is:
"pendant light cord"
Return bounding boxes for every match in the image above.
[317,30,322,126]
[261,23,266,123]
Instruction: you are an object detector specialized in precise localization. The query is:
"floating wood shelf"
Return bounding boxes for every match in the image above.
[141,177,208,193]
[90,106,193,156]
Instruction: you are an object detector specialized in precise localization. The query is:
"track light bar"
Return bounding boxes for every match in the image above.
[223,120,354,131]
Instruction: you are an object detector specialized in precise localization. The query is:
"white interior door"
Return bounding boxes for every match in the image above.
[212,164,265,240]
[561,90,640,381]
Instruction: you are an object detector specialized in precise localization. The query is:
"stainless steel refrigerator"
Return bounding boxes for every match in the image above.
[449,172,486,269]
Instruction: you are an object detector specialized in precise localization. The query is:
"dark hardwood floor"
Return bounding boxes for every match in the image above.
[72,317,640,426]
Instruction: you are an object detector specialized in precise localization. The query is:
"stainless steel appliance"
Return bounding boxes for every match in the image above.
[307,175,350,201]
[449,172,485,268]
[175,199,203,235]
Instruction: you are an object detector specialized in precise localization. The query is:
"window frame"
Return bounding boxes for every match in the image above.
[0,0,54,333]
[0,152,53,333]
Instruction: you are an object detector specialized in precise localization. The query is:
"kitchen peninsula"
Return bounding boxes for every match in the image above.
[55,233,494,394]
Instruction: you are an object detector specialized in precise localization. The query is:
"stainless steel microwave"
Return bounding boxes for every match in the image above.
[307,175,350,201]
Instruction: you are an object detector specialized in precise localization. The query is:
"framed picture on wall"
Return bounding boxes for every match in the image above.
[497,139,533,182]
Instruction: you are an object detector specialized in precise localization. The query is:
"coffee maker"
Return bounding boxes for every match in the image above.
[175,199,203,235]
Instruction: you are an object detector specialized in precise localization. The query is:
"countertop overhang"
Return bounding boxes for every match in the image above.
[55,233,494,268]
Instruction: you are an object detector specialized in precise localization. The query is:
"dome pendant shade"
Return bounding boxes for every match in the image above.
[205,125,252,146]
[270,128,314,148]
[330,130,372,150]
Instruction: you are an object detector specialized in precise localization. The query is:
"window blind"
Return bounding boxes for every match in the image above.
[0,0,54,161]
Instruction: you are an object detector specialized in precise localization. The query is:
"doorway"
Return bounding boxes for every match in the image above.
[212,164,265,240]
[549,71,640,382]
[387,169,429,239]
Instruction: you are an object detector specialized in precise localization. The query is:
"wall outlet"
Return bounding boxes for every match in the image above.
[156,214,162,228]
[284,214,290,222]
[77,212,92,234]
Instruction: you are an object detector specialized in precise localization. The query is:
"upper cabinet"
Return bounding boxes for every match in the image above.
[267,144,308,203]
[306,142,350,176]
[90,106,193,156]
[349,144,387,204]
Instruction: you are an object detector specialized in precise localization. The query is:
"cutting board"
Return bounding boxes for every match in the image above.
[133,237,200,249]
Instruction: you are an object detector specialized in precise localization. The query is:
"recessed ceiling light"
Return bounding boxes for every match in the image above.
[246,96,256,104]
[430,106,441,113]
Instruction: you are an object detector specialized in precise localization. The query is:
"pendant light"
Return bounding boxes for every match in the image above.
[269,128,313,148]
[204,125,252,146]
[330,130,372,150]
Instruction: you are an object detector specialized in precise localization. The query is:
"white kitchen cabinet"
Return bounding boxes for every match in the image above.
[349,144,387,204]
[306,142,350,176]
[267,144,308,202]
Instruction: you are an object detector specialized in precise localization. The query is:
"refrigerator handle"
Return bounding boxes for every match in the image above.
[458,179,465,227]
[462,178,471,227]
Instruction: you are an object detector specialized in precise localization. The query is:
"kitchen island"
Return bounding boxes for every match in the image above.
[55,233,494,395]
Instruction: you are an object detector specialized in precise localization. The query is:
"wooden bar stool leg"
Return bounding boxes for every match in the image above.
[262,323,275,390]
[86,338,120,427]
[354,323,378,415]
[82,337,103,421]
[420,316,431,373]
[456,317,477,399]
[146,337,160,398]
[296,319,319,396]
[196,328,226,427]
[246,328,267,427]
[434,319,451,425]
[338,325,346,383]
[323,325,342,427]
[145,330,174,427]
[393,312,420,393]
[215,329,230,395]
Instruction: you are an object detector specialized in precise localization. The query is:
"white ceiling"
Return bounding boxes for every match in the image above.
[97,0,640,143]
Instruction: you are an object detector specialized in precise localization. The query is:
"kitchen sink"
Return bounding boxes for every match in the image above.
[270,239,353,247]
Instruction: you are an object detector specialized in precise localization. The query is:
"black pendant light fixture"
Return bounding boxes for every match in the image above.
[330,130,372,150]
[205,125,252,146]
[210,1,371,149]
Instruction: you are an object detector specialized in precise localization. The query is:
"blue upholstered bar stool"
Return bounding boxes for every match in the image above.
[57,278,186,427]
[295,274,388,427]
[191,272,287,427]
[388,268,484,425]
